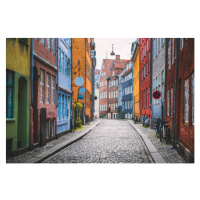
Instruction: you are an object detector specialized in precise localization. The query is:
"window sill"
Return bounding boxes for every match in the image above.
[6,118,16,122]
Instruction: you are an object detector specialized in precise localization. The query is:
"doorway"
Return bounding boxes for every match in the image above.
[17,77,28,149]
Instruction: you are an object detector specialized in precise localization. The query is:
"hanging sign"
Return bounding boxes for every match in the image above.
[153,91,161,99]
[78,94,84,100]
[79,87,86,93]
[75,76,84,86]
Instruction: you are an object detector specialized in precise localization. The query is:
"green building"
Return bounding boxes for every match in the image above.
[6,38,31,157]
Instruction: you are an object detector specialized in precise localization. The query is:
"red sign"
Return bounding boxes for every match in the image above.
[153,91,161,99]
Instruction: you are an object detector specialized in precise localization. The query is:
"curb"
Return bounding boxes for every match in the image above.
[128,120,166,163]
[24,120,101,163]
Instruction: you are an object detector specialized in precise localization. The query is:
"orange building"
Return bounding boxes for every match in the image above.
[72,38,94,122]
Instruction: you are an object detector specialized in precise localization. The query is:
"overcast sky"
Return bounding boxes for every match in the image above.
[94,38,137,70]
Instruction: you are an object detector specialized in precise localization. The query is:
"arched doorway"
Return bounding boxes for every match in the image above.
[17,77,28,149]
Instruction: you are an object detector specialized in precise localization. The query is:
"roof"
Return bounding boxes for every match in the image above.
[121,68,132,77]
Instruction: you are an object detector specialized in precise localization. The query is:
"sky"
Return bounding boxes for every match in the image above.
[94,38,137,70]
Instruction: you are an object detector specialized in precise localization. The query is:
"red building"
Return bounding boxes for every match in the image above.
[140,38,151,122]
[165,38,194,162]
[31,38,57,148]
[99,55,128,119]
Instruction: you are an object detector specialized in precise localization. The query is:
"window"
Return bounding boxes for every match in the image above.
[172,38,174,64]
[158,38,160,52]
[142,69,143,80]
[114,91,115,98]
[58,94,61,120]
[184,78,189,123]
[65,56,67,76]
[149,86,150,107]
[171,88,173,116]
[6,70,14,118]
[180,38,184,50]
[167,90,170,116]
[146,61,148,74]
[46,119,50,139]
[58,48,61,72]
[113,71,114,76]
[46,73,50,103]
[116,91,118,98]
[61,52,64,74]
[52,38,55,55]
[191,74,194,124]
[52,119,56,137]
[62,94,64,119]
[47,38,51,50]
[156,38,158,56]
[65,96,67,119]
[40,70,45,103]
[168,39,171,69]
[40,38,45,46]
[147,39,148,51]
[52,76,55,104]
[144,65,145,78]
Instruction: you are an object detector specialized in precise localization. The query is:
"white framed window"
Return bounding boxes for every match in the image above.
[47,38,51,51]
[114,91,115,98]
[116,91,118,98]
[52,119,56,137]
[184,78,189,123]
[191,73,194,124]
[180,38,184,50]
[61,51,64,74]
[172,38,174,64]
[147,39,148,51]
[171,88,173,116]
[112,71,114,76]
[52,76,55,104]
[46,119,50,139]
[168,39,171,69]
[40,69,45,103]
[167,90,170,116]
[144,65,145,78]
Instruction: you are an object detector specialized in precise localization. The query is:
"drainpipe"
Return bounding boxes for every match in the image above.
[85,38,86,123]
[150,38,153,128]
[56,39,59,137]
[70,38,72,131]
[31,38,34,105]
[172,38,178,148]
[30,38,33,149]
[164,38,168,120]
[107,78,109,118]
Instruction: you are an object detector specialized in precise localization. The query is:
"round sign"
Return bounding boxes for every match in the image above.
[75,76,84,86]
[153,91,161,99]
[79,87,86,93]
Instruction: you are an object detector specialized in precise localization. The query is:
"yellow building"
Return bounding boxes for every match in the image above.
[72,38,93,122]
[6,38,31,157]
[132,41,140,121]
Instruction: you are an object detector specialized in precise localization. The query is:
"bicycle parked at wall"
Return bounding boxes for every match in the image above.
[153,118,170,143]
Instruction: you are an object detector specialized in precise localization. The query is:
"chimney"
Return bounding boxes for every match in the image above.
[116,55,120,60]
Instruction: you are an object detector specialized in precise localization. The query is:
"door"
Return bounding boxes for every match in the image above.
[17,77,28,149]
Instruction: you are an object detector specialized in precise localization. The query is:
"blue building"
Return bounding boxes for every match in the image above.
[57,38,72,136]
[121,62,133,119]
[117,68,126,119]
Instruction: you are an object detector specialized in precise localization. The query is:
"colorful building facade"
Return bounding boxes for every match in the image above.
[132,41,140,121]
[6,38,31,156]
[121,62,133,119]
[71,38,94,123]
[94,69,100,118]
[165,38,194,162]
[140,38,151,123]
[31,38,57,147]
[57,38,72,136]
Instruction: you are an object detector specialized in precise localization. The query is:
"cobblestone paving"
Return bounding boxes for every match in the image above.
[6,120,98,163]
[43,120,151,163]
[133,123,185,163]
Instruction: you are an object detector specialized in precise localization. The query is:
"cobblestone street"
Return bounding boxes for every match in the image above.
[43,119,152,163]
